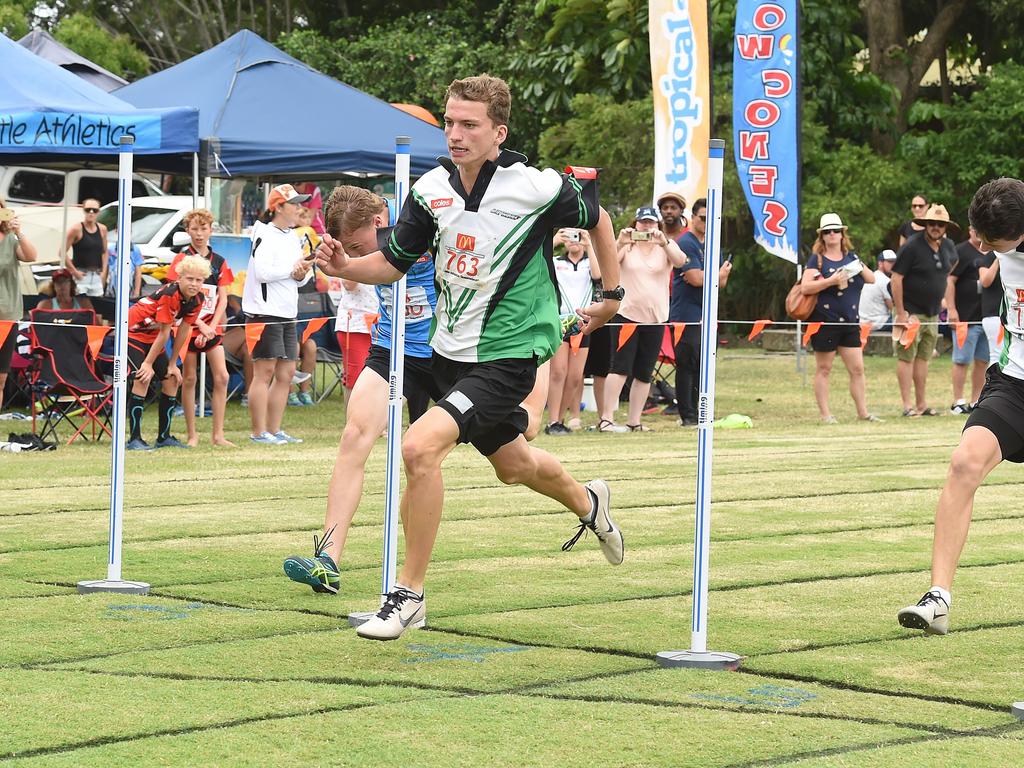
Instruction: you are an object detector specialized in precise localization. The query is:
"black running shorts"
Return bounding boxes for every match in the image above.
[964,364,1024,463]
[431,354,537,456]
[363,344,441,423]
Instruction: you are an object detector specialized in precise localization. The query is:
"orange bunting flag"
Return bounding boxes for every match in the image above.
[802,322,822,347]
[672,322,686,345]
[859,323,872,349]
[747,319,772,341]
[955,322,968,348]
[244,323,266,355]
[901,316,920,349]
[85,325,112,360]
[616,323,637,351]
[301,317,329,345]
[569,331,583,355]
[0,320,13,350]
[999,324,1005,346]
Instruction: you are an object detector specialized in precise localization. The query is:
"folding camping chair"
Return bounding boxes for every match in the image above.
[305,292,346,403]
[646,326,678,411]
[28,308,113,445]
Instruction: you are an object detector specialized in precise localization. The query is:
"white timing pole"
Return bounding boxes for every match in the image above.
[78,135,149,596]
[382,136,411,600]
[348,136,412,627]
[657,138,739,670]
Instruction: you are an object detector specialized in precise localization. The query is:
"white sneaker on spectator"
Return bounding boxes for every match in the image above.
[273,430,303,444]
[250,431,285,445]
[292,371,312,385]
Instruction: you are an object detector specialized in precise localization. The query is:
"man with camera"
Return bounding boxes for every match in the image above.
[670,197,732,426]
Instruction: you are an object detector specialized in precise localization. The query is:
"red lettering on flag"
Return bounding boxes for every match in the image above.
[739,131,770,161]
[762,69,793,98]
[749,166,779,197]
[745,100,781,128]
[736,34,774,60]
[753,4,786,31]
[431,198,453,209]
[455,233,476,251]
[762,200,788,236]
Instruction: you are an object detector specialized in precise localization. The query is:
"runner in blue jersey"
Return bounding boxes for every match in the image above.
[283,186,442,595]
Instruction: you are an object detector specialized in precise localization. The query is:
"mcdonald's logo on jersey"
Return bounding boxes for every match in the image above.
[1016,288,1024,303]
[455,233,476,251]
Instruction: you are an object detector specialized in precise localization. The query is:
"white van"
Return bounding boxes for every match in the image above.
[0,166,163,207]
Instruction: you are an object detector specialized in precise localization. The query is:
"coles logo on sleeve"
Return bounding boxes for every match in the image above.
[455,233,476,251]
[431,197,453,209]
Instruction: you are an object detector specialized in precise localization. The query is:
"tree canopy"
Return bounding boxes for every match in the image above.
[15,0,1024,317]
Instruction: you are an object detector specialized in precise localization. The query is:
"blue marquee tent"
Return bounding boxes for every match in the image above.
[116,30,448,178]
[0,33,198,167]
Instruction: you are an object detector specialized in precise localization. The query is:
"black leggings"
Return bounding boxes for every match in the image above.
[674,324,701,421]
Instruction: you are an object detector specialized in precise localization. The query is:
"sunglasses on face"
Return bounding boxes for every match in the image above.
[926,223,947,229]
[696,214,707,221]
[912,203,927,209]
[83,207,99,214]
[822,229,843,236]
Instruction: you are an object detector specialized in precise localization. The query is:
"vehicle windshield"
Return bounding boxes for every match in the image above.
[98,205,177,244]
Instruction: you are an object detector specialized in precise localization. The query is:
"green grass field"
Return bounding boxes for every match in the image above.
[3,349,1024,766]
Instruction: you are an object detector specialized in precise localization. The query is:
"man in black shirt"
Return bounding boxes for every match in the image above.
[946,227,991,413]
[891,204,958,416]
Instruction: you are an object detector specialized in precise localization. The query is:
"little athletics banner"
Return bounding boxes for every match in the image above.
[733,0,799,263]
[649,0,711,208]
[0,112,162,152]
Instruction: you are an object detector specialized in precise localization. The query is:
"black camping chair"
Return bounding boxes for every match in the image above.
[28,308,113,445]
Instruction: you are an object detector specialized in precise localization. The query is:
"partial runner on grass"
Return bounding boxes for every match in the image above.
[899,177,1024,635]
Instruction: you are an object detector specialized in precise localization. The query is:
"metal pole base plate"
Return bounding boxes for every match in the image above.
[1013,702,1024,720]
[347,611,426,629]
[656,650,743,670]
[77,579,150,595]
[347,611,375,628]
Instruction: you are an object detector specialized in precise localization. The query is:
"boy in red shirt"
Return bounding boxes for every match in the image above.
[124,255,209,450]
[166,209,236,447]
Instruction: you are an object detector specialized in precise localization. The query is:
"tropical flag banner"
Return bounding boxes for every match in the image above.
[649,0,711,209]
[733,0,799,263]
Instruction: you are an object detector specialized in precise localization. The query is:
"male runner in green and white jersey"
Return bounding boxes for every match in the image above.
[899,177,1024,635]
[316,74,625,640]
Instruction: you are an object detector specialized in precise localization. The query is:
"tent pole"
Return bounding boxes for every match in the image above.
[60,171,69,265]
[192,153,199,209]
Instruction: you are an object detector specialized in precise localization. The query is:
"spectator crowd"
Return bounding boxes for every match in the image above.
[0,179,1014,446]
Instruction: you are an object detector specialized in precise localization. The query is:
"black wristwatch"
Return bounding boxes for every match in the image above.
[600,285,625,301]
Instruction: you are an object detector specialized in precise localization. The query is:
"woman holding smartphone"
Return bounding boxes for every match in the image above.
[800,212,879,424]
[598,206,686,432]
[242,184,314,445]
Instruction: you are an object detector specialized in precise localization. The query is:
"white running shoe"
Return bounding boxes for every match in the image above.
[356,586,426,641]
[898,590,950,635]
[273,430,303,444]
[562,479,624,565]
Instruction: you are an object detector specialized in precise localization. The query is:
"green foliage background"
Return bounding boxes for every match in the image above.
[14,0,1024,317]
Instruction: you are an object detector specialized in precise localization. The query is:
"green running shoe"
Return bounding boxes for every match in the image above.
[283,525,340,594]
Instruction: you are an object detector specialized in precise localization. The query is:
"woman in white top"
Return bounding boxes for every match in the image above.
[545,228,600,434]
[242,184,313,445]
